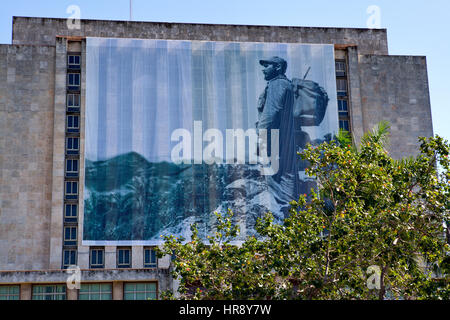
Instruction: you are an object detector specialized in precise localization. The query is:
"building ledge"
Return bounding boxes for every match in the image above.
[0,268,170,284]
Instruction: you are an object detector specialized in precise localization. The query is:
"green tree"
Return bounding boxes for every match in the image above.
[158,122,450,300]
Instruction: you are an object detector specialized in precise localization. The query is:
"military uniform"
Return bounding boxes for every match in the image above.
[256,64,299,214]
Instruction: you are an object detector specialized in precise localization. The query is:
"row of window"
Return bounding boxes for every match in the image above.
[62,52,82,269]
[62,247,158,269]
[338,99,350,131]
[0,285,19,300]
[335,60,351,133]
[0,283,157,300]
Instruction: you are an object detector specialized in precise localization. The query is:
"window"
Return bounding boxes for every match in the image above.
[67,115,80,133]
[0,286,20,300]
[67,72,80,88]
[144,247,158,268]
[123,283,157,300]
[62,249,77,269]
[339,119,350,132]
[67,73,81,91]
[66,137,79,155]
[335,60,347,77]
[79,283,112,300]
[32,285,66,300]
[338,99,349,117]
[65,181,78,200]
[67,93,80,112]
[117,247,131,268]
[65,159,79,177]
[68,55,81,69]
[336,79,348,97]
[90,248,105,269]
[64,226,77,246]
[64,203,78,222]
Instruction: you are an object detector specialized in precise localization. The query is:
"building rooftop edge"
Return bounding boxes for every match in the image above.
[12,16,388,33]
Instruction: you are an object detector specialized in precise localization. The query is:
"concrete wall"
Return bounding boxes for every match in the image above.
[48,37,67,269]
[357,54,433,159]
[12,17,389,55]
[0,44,55,270]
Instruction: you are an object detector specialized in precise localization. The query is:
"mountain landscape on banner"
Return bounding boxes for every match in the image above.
[83,151,318,242]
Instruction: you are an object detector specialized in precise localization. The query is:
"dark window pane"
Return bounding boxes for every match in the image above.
[339,120,350,131]
[338,100,348,111]
[64,251,70,264]
[64,228,70,240]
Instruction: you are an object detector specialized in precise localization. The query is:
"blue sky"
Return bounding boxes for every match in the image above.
[2,0,449,142]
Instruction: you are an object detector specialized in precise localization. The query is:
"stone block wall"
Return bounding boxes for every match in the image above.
[357,54,433,159]
[48,37,67,269]
[0,44,56,270]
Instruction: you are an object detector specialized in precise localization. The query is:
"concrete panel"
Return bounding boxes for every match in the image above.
[347,46,365,146]
[132,246,143,269]
[105,246,116,269]
[113,281,123,300]
[358,54,433,159]
[20,283,32,300]
[48,38,67,270]
[0,44,55,271]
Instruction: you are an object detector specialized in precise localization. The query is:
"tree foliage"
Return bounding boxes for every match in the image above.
[158,122,450,299]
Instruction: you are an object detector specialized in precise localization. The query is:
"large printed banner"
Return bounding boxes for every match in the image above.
[83,38,338,245]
